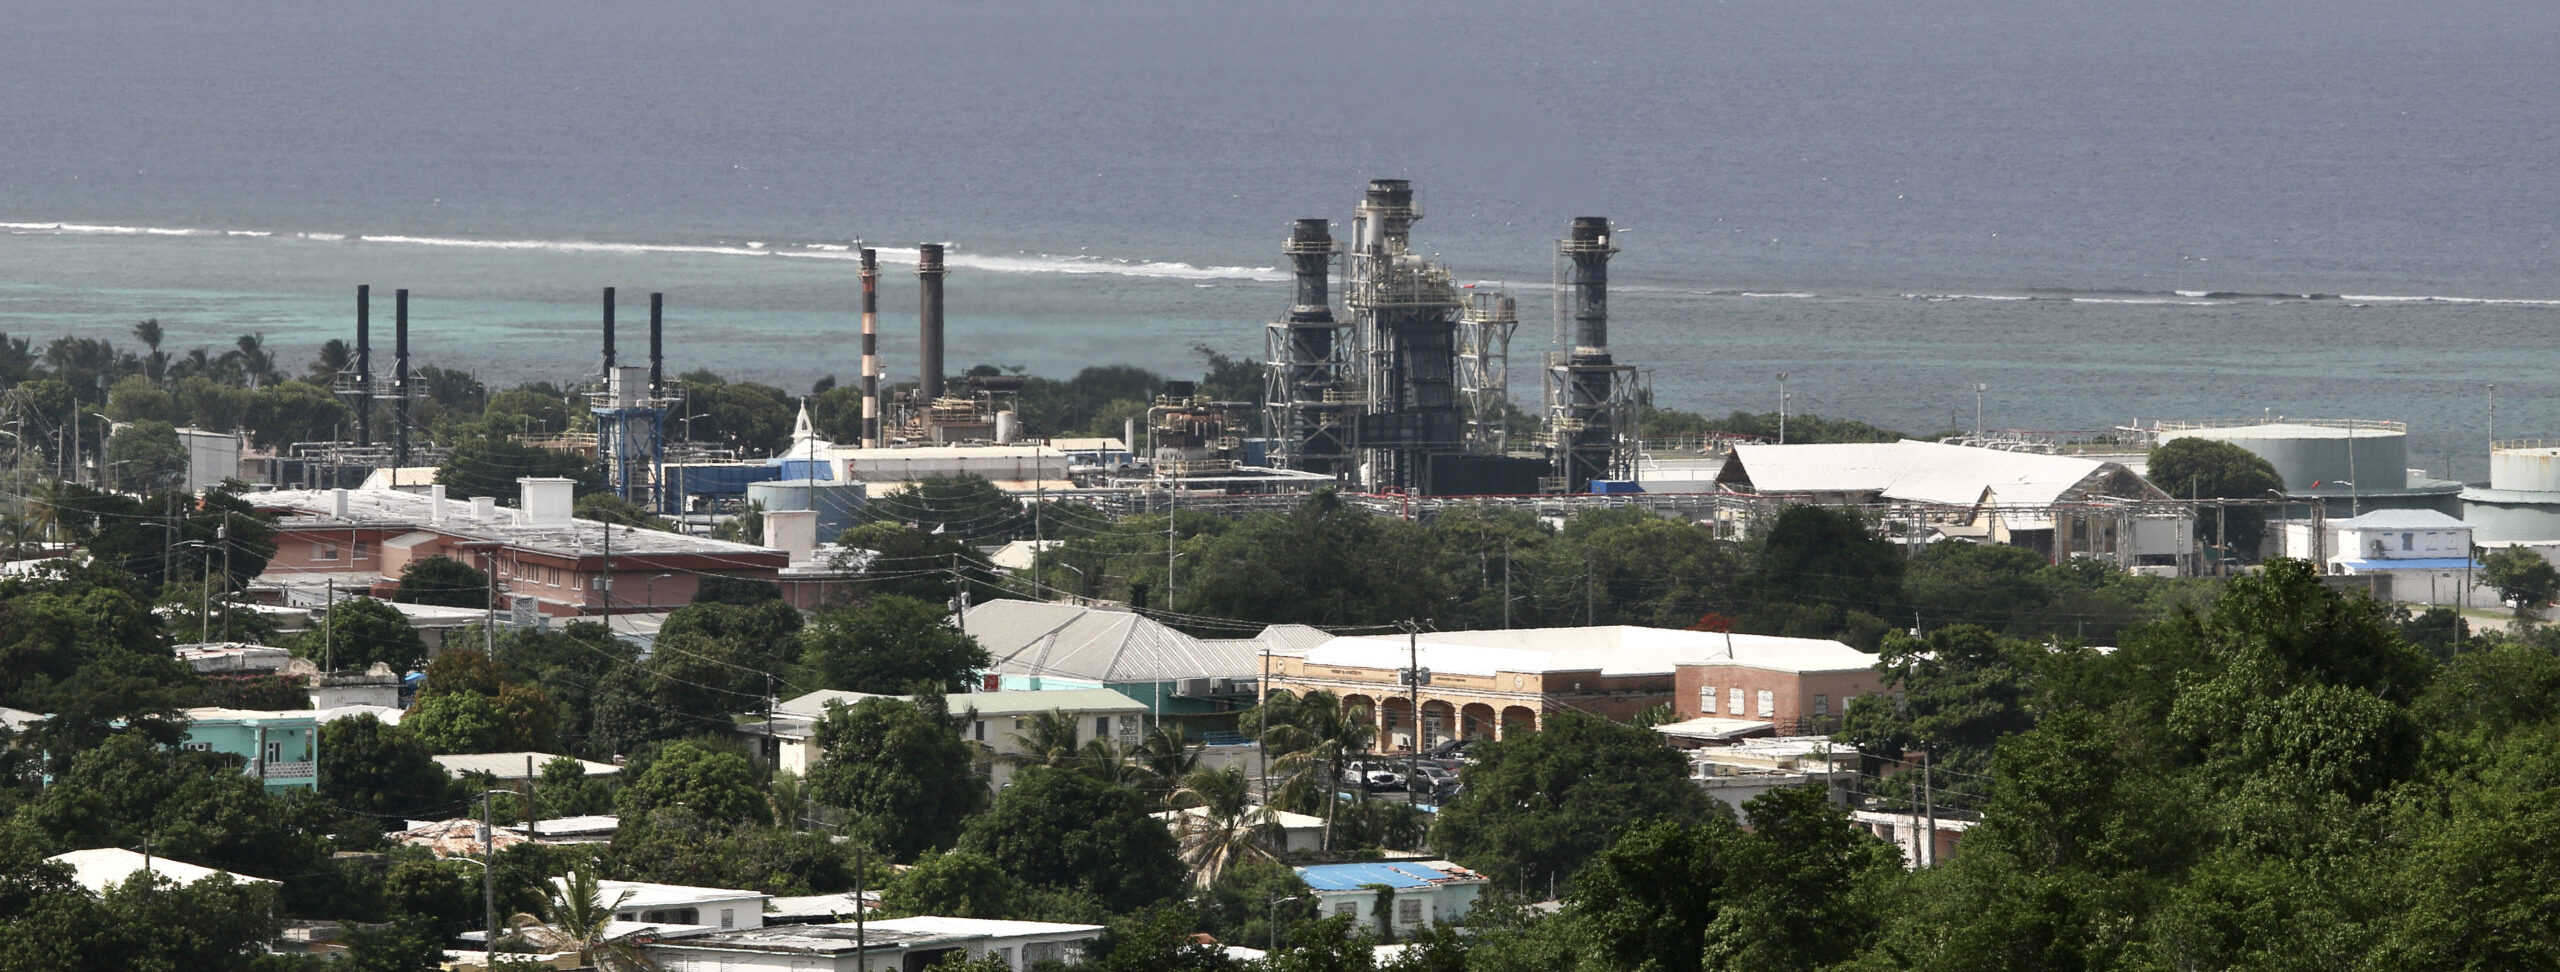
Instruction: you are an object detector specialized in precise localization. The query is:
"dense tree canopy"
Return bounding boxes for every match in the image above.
[799,595,990,694]
[1432,710,1719,891]
[805,693,988,860]
[956,766,1189,914]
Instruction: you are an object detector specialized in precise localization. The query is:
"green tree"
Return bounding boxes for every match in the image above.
[956,766,1189,913]
[1431,710,1719,892]
[394,555,490,609]
[882,848,1023,919]
[858,475,1029,545]
[575,492,677,532]
[319,713,457,827]
[289,596,426,672]
[436,436,603,501]
[505,866,654,972]
[800,595,990,694]
[2481,546,2560,619]
[103,419,189,493]
[805,693,988,860]
[616,739,767,828]
[1741,504,1904,642]
[1249,689,1375,852]
[2147,437,2286,556]
[241,379,352,449]
[837,521,1001,604]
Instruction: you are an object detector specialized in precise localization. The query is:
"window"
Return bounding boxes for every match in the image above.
[183,742,212,752]
[1699,686,1714,715]
[992,949,1013,970]
[1096,716,1111,738]
[1814,695,1830,717]
[1334,902,1357,918]
[1728,687,1744,716]
[720,908,735,929]
[1757,690,1775,718]
[313,542,339,561]
[265,741,283,764]
[2402,532,2414,551]
[974,720,987,742]
[1025,942,1063,964]
[351,541,369,560]
[1397,899,1422,926]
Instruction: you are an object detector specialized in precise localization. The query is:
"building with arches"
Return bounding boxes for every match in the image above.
[1262,626,1875,750]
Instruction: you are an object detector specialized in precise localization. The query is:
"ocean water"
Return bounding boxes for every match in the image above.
[3,0,2555,477]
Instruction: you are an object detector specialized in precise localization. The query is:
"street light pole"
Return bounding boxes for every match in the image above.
[1776,372,1789,444]
[1972,383,1987,438]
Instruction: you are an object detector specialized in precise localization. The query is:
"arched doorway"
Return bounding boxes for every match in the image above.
[1499,705,1539,739]
[1458,703,1498,741]
[1377,697,1417,752]
[1420,699,1458,750]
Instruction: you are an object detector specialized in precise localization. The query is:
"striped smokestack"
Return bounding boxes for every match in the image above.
[860,247,882,446]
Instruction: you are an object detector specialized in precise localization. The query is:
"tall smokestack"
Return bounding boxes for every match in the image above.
[1278,218,1344,475]
[394,289,411,471]
[1558,217,1619,492]
[860,247,882,446]
[355,285,373,447]
[648,292,664,395]
[601,287,617,374]
[917,243,947,401]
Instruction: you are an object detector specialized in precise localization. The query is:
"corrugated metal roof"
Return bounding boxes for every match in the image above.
[2332,509,2471,529]
[2335,558,2480,571]
[964,601,1260,682]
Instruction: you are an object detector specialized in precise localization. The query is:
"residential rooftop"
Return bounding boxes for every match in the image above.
[251,486,782,561]
[1296,626,1877,678]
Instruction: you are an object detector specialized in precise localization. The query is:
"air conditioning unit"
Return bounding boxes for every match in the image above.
[1178,678,1214,698]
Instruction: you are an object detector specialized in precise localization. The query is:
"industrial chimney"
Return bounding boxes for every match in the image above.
[1556,217,1620,492]
[860,247,883,446]
[917,243,947,401]
[354,285,373,447]
[393,288,411,470]
[601,287,617,374]
[648,292,664,396]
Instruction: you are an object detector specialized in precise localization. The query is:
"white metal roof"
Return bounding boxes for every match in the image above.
[48,847,275,894]
[2331,508,2471,529]
[1297,626,1875,678]
[954,688,1148,717]
[431,752,619,779]
[255,487,782,560]
[1654,716,1775,741]
[1723,441,2137,507]
[964,600,1261,682]
[589,878,767,912]
[861,916,1104,939]
[774,690,901,720]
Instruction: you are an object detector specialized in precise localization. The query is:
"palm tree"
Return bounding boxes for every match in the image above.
[132,320,168,384]
[1260,690,1375,854]
[506,867,655,971]
[1166,765,1278,888]
[231,333,276,388]
[1004,709,1085,769]
[307,338,352,382]
[1132,724,1201,805]
[1075,736,1144,786]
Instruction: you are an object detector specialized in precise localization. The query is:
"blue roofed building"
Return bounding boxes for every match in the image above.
[1294,860,1489,935]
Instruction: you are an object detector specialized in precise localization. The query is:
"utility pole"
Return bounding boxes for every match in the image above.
[323,579,335,672]
[481,790,499,963]
[218,523,231,643]
[1584,559,1595,626]
[1258,642,1272,804]
[1501,538,1513,630]
[1398,620,1428,794]
[1922,747,1937,867]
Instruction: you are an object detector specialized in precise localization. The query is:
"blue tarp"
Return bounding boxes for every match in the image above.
[1296,861,1457,891]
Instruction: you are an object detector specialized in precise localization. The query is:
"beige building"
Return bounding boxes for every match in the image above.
[1264,626,1871,751]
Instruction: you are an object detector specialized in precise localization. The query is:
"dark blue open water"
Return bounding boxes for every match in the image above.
[3,0,2556,476]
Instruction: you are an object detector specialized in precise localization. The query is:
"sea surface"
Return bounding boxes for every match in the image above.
[4,0,2556,478]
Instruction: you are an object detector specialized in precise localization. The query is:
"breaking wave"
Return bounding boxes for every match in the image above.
[0,221,1287,283]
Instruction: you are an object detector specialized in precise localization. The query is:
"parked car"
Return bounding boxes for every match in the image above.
[1341,761,1405,793]
[1406,765,1460,797]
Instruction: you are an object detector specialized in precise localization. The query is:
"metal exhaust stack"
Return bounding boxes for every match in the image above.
[860,247,882,447]
[1273,218,1346,475]
[393,288,411,471]
[1557,216,1620,492]
[648,292,664,395]
[601,286,617,374]
[355,285,373,447]
[917,243,946,401]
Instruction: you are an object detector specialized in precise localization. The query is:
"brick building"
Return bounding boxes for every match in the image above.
[1674,643,1888,736]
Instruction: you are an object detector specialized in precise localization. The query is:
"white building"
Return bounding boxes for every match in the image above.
[2277,508,2490,607]
[745,688,1151,788]
[643,917,1102,972]
[1294,861,1489,936]
[594,878,768,931]
[1153,805,1327,856]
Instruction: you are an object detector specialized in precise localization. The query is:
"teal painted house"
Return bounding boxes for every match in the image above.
[962,600,1332,733]
[180,707,319,791]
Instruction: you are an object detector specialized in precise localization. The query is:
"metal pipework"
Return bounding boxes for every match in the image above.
[355,285,372,447]
[917,243,947,401]
[648,292,665,395]
[1565,217,1613,352]
[1355,179,1418,254]
[393,289,411,470]
[860,247,882,447]
[1557,217,1621,492]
